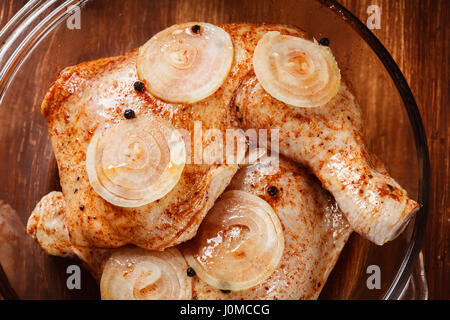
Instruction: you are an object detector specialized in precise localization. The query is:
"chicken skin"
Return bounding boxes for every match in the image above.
[234,78,419,245]
[27,156,351,299]
[35,24,309,250]
[40,47,243,250]
[190,155,351,299]
[31,22,418,255]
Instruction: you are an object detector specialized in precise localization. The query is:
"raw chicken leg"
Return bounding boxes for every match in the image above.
[234,77,419,245]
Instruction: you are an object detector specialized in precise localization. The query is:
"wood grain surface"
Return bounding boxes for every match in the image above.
[338,0,449,300]
[0,0,448,299]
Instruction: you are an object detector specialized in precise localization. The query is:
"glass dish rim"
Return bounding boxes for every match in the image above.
[0,0,430,300]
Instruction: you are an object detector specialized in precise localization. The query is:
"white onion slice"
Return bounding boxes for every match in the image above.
[86,117,186,207]
[100,247,192,300]
[182,190,284,291]
[137,22,234,103]
[253,31,341,108]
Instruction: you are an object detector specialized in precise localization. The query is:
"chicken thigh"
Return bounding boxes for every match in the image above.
[189,155,351,300]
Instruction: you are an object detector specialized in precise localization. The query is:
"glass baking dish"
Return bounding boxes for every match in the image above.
[0,0,430,299]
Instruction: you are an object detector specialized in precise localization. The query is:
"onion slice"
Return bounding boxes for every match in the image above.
[100,247,192,300]
[253,31,341,108]
[182,190,284,291]
[137,22,234,103]
[86,118,186,207]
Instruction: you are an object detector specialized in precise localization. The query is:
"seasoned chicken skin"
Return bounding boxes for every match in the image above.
[28,156,351,300]
[27,191,73,257]
[32,22,418,253]
[191,155,351,300]
[27,192,113,280]
[41,48,242,250]
[35,24,309,250]
[234,78,419,245]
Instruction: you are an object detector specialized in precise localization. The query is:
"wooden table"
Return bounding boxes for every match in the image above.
[338,0,449,300]
[0,0,448,299]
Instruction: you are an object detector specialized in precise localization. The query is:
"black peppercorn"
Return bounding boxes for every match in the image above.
[191,24,201,34]
[124,109,136,119]
[319,37,330,46]
[221,290,231,294]
[267,186,278,197]
[133,81,145,91]
[79,205,85,211]
[186,268,196,277]
[235,105,240,112]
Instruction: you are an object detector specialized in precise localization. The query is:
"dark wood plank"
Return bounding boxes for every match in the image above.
[0,0,447,299]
